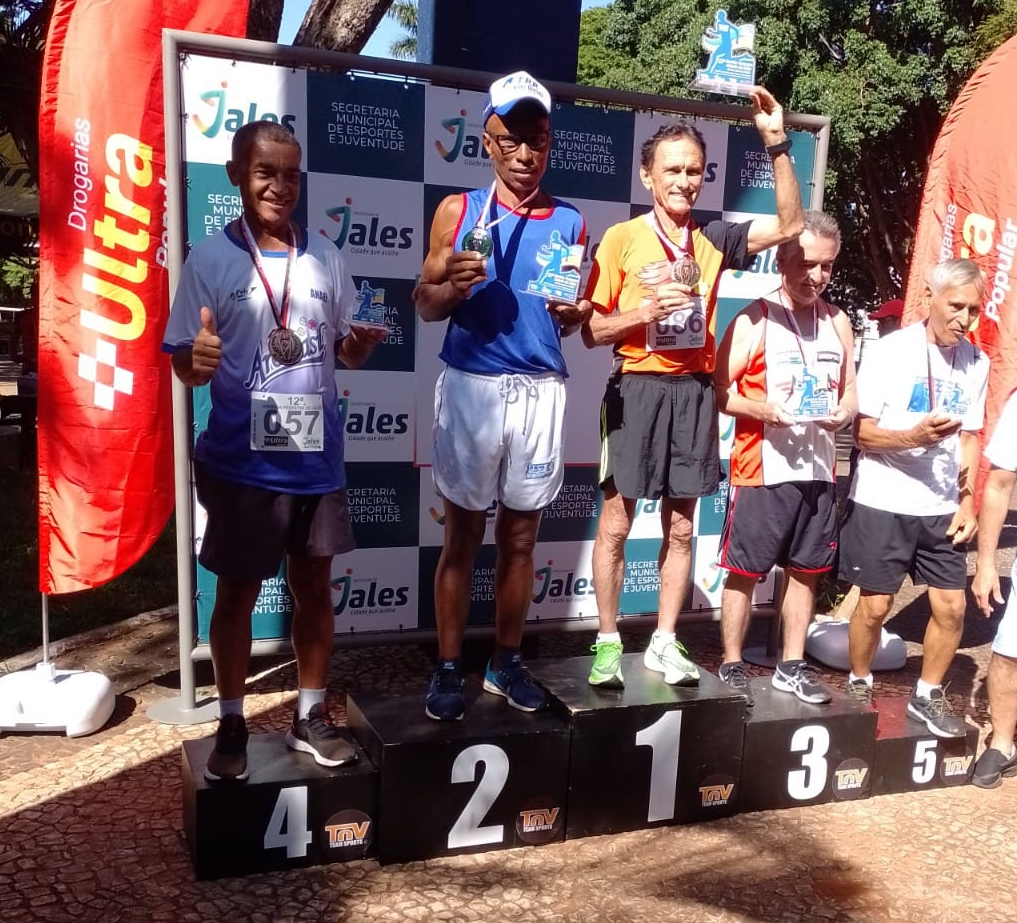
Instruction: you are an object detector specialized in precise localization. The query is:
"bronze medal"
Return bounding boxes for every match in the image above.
[671,254,702,288]
[267,327,303,366]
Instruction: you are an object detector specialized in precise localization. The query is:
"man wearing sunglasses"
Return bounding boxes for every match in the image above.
[414,71,590,722]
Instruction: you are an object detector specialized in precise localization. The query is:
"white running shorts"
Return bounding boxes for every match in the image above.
[432,366,566,512]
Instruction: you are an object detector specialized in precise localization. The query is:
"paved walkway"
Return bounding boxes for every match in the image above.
[3,578,1017,923]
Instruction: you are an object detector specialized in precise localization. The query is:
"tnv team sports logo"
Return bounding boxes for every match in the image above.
[190,81,297,138]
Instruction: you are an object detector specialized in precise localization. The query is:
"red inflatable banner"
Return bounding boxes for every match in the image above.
[37,0,249,593]
[906,35,1017,454]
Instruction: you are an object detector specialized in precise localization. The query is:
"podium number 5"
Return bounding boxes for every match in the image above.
[635,711,684,822]
[447,744,510,849]
[787,725,830,800]
[912,740,938,784]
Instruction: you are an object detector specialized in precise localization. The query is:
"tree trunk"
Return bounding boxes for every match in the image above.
[294,0,394,53]
[246,0,285,42]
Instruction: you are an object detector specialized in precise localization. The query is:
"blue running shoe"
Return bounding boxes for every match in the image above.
[483,654,547,713]
[425,660,465,721]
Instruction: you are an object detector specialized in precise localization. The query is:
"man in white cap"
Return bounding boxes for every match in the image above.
[413,71,591,721]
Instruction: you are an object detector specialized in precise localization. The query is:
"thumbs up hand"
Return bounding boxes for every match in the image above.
[191,306,222,382]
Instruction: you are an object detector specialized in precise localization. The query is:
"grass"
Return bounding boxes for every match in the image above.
[0,467,178,662]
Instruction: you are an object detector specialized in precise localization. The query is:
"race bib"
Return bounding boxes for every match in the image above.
[646,295,706,351]
[250,391,324,452]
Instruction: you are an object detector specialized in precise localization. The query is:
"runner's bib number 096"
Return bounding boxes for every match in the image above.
[647,295,706,351]
[250,392,324,452]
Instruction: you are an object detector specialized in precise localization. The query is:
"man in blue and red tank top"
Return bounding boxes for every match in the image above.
[413,71,590,721]
[713,211,856,707]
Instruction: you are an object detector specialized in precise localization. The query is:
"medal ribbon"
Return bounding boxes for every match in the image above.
[239,216,296,331]
[646,211,694,264]
[475,180,540,234]
[779,295,819,372]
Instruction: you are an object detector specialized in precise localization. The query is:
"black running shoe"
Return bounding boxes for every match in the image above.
[204,713,249,783]
[971,746,1017,789]
[425,660,466,721]
[719,661,754,707]
[772,659,832,704]
[906,686,967,738]
[286,703,357,767]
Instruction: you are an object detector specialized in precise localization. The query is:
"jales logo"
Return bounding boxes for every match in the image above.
[434,110,491,163]
[191,81,297,138]
[320,196,413,252]
[532,561,594,603]
[332,568,410,613]
[338,390,409,436]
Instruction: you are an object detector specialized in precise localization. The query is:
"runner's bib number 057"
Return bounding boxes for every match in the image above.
[250,392,324,452]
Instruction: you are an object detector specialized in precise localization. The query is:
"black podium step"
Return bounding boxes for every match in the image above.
[870,694,977,795]
[347,688,571,864]
[739,676,878,811]
[530,653,748,837]
[182,730,378,879]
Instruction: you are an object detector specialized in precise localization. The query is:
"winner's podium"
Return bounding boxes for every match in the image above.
[870,694,977,794]
[530,654,747,838]
[739,676,878,811]
[347,689,571,865]
[182,730,378,879]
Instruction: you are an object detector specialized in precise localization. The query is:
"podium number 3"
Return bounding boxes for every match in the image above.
[447,744,510,849]
[787,725,830,800]
[264,786,313,858]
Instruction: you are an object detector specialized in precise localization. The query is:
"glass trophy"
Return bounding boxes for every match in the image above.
[691,9,757,98]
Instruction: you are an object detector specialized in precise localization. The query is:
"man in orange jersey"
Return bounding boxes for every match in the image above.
[583,87,803,690]
[713,211,855,706]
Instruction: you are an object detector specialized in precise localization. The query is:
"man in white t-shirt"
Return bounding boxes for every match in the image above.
[971,390,1017,787]
[839,257,988,737]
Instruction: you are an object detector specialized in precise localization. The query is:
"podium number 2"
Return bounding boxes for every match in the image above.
[787,725,830,800]
[635,711,684,822]
[447,744,510,849]
[264,786,313,858]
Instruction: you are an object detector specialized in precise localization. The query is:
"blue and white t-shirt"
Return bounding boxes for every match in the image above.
[163,224,356,494]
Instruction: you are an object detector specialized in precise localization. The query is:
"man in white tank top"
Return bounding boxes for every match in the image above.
[714,212,856,705]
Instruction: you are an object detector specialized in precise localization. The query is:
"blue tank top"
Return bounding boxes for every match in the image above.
[439,188,586,376]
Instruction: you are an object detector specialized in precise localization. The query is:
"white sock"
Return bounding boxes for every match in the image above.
[297,687,326,720]
[848,672,873,687]
[597,632,621,643]
[218,698,244,717]
[916,679,939,699]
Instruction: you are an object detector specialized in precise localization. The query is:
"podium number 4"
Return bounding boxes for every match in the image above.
[264,786,313,858]
[447,744,510,849]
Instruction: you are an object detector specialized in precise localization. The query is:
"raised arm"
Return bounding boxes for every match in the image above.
[744,86,805,255]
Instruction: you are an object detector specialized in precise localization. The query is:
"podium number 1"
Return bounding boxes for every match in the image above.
[635,711,684,822]
[447,744,510,849]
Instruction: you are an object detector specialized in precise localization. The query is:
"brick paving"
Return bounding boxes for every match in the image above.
[2,572,1017,923]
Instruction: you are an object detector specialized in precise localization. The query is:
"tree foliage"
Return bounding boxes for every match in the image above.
[578,0,1017,312]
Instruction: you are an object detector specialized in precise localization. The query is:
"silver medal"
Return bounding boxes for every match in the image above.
[462,226,494,258]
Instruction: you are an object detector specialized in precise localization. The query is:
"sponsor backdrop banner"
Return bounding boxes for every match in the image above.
[36,1,249,593]
[907,34,1017,466]
[175,49,817,641]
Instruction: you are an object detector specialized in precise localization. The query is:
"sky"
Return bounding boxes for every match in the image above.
[279,0,610,57]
